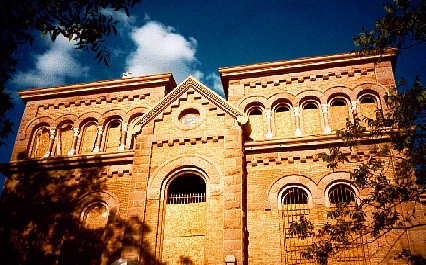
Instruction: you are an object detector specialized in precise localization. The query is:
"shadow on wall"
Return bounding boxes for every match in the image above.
[0,155,179,265]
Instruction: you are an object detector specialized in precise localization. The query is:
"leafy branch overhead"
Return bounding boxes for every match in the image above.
[0,0,142,146]
[353,0,426,55]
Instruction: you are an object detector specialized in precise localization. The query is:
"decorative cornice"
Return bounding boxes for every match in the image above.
[135,76,247,130]
[219,48,397,97]
[18,73,176,102]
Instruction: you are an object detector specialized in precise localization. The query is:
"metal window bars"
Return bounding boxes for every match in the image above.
[167,193,206,204]
[281,187,315,265]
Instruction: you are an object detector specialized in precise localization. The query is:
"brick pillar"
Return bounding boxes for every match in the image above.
[223,127,245,264]
[293,107,302,136]
[44,127,56,157]
[119,123,128,151]
[122,133,154,263]
[68,128,79,155]
[92,126,103,152]
[321,104,332,133]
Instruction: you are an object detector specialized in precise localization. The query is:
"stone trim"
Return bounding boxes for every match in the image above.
[135,77,247,131]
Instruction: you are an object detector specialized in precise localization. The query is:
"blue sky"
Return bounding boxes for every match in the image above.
[1,1,425,183]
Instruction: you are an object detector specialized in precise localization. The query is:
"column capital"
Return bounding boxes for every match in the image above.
[293,107,300,117]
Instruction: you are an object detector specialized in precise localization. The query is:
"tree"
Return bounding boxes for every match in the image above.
[0,0,142,146]
[291,1,426,264]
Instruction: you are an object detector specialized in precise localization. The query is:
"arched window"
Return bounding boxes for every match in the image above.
[167,174,206,204]
[104,120,122,152]
[30,126,50,158]
[280,186,313,264]
[79,122,98,154]
[301,101,322,135]
[359,95,378,126]
[82,202,109,230]
[274,103,295,138]
[329,98,350,131]
[328,183,356,205]
[56,123,74,156]
[248,107,265,140]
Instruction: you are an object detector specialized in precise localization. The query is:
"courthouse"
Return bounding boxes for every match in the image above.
[1,49,425,264]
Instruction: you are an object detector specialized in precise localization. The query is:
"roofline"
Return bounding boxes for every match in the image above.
[219,49,398,98]
[18,73,177,102]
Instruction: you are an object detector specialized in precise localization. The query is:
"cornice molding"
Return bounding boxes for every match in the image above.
[18,73,176,102]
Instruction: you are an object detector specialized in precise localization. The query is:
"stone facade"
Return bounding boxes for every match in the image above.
[1,50,425,265]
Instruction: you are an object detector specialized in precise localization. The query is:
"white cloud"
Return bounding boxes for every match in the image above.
[13,37,88,88]
[205,73,224,94]
[125,21,201,83]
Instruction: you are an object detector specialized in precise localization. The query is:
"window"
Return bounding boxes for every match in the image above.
[104,120,122,152]
[301,101,322,134]
[179,109,200,127]
[280,186,314,264]
[359,95,378,127]
[167,174,206,204]
[82,202,109,230]
[248,107,264,140]
[79,122,98,154]
[56,123,74,156]
[329,99,350,131]
[30,126,50,158]
[274,103,295,138]
[328,183,356,205]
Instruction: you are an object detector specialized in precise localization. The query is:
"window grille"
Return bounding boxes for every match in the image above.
[281,187,315,265]
[329,184,355,204]
[328,184,367,264]
[167,193,206,204]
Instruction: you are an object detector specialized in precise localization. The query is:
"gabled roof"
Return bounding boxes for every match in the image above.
[135,76,247,129]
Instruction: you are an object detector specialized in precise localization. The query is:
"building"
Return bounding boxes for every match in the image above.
[1,50,425,265]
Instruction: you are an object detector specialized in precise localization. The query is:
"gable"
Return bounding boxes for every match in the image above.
[135,77,247,133]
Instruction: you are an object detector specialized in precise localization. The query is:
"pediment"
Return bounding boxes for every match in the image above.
[135,76,247,131]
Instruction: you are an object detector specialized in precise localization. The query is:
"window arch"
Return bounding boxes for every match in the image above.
[273,103,295,138]
[79,121,98,154]
[103,119,122,152]
[329,98,350,131]
[167,174,206,204]
[301,100,322,135]
[247,106,265,140]
[327,183,356,206]
[29,126,50,158]
[82,202,109,230]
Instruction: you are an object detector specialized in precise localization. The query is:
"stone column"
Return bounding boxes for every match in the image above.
[44,127,57,157]
[92,126,103,153]
[321,104,332,133]
[351,101,358,122]
[119,123,128,151]
[265,110,273,139]
[293,107,302,136]
[68,128,79,155]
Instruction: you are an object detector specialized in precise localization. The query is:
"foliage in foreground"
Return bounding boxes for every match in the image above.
[0,0,142,146]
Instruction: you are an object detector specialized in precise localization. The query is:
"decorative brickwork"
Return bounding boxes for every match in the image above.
[1,50,425,265]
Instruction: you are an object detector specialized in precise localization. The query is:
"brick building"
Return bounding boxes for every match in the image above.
[1,50,425,265]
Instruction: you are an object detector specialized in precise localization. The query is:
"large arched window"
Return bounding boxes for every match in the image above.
[301,101,322,135]
[280,186,314,264]
[29,126,50,158]
[103,120,122,152]
[247,106,265,140]
[329,98,350,131]
[82,202,109,230]
[79,122,98,154]
[274,103,295,138]
[56,123,74,156]
[167,174,206,204]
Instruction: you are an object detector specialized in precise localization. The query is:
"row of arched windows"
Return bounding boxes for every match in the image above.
[29,115,143,159]
[247,94,380,140]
